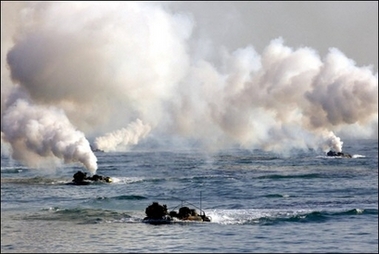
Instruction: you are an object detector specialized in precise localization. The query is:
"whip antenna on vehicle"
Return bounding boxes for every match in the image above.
[200,191,202,215]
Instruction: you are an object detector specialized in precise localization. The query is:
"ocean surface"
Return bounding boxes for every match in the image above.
[1,139,378,253]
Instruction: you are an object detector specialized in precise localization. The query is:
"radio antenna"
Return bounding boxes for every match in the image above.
[200,191,202,215]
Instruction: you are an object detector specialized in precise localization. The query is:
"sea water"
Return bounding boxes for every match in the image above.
[1,139,378,253]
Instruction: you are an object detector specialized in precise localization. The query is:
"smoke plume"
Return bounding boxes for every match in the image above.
[1,97,97,173]
[94,119,151,152]
[1,2,377,172]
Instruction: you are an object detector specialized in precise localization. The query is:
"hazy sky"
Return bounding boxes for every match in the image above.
[163,1,378,70]
[1,2,377,172]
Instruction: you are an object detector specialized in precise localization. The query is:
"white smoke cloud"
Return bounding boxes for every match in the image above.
[94,119,151,152]
[1,2,377,172]
[1,97,97,173]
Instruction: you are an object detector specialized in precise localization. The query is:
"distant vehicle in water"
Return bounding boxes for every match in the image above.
[68,170,112,185]
[326,150,352,158]
[90,145,104,153]
[143,200,212,225]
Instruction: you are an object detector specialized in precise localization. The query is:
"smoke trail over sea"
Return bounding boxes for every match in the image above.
[1,98,98,173]
[1,2,378,173]
[94,119,151,152]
